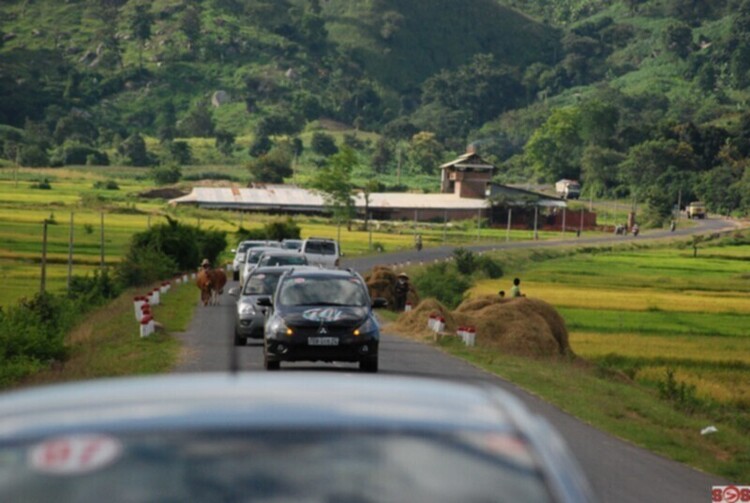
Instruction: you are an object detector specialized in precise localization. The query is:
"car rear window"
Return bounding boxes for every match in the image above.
[259,255,307,267]
[243,272,284,295]
[304,241,336,255]
[0,430,551,502]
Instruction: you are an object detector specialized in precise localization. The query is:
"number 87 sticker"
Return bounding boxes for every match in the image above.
[713,486,750,503]
[29,434,123,475]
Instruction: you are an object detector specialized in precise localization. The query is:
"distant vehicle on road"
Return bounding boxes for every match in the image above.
[257,249,309,268]
[0,373,594,502]
[231,265,311,345]
[231,240,280,280]
[687,201,706,219]
[241,246,280,285]
[300,237,341,268]
[260,268,385,371]
[555,179,581,200]
[280,238,303,250]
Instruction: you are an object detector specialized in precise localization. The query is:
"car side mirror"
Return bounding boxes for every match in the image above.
[228,287,240,297]
[256,296,273,307]
[372,297,388,308]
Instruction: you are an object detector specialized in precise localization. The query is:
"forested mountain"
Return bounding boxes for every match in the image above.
[1,0,749,219]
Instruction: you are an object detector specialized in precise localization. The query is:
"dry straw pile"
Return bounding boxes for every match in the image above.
[395,294,573,357]
[364,266,419,310]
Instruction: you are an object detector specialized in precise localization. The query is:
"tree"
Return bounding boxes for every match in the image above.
[311,146,358,225]
[130,3,154,72]
[524,107,582,182]
[249,135,272,158]
[215,129,235,157]
[311,132,338,157]
[247,147,293,183]
[179,5,202,55]
[168,141,192,165]
[118,133,150,166]
[151,163,182,185]
[372,137,393,173]
[580,145,624,196]
[407,132,443,174]
[663,22,693,59]
[179,101,215,137]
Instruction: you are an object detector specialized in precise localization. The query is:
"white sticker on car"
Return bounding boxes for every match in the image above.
[29,434,123,475]
[302,308,345,322]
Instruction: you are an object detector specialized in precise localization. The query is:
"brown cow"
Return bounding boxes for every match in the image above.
[209,268,227,306]
[196,267,227,306]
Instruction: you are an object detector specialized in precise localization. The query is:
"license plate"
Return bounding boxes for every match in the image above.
[307,337,339,346]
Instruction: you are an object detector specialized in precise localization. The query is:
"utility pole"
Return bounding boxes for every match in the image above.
[533,205,539,240]
[67,212,74,292]
[579,208,584,237]
[100,212,105,269]
[443,209,448,243]
[561,207,566,235]
[476,208,481,241]
[506,208,512,242]
[368,212,373,250]
[40,220,48,294]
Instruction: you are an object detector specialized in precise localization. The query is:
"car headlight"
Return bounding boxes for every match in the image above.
[353,316,379,337]
[238,303,256,316]
[267,317,293,337]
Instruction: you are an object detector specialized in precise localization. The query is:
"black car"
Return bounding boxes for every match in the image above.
[260,268,386,372]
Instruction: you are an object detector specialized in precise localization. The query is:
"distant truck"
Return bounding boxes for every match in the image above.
[555,179,581,199]
[686,201,706,219]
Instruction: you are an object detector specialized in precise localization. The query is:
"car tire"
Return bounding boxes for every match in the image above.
[264,358,280,371]
[233,271,239,281]
[359,356,378,373]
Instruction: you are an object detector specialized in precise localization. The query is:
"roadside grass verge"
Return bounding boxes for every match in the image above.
[19,282,198,387]
[393,233,750,479]
[437,338,750,481]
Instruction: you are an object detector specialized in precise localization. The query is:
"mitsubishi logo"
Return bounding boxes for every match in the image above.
[319,326,328,335]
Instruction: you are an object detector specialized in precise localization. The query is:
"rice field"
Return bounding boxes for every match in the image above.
[0,166,577,306]
[471,240,750,410]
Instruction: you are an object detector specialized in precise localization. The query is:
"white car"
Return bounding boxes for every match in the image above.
[300,237,341,268]
[241,246,280,285]
[232,240,280,280]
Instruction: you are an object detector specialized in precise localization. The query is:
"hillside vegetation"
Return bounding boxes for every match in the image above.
[1,0,750,219]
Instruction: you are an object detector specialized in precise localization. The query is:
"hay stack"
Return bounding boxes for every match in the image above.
[393,298,469,338]
[365,266,419,311]
[454,296,572,357]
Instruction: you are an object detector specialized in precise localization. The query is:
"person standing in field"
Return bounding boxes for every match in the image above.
[394,273,410,311]
[510,278,523,298]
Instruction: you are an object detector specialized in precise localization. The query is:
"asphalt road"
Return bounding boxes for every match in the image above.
[174,217,740,503]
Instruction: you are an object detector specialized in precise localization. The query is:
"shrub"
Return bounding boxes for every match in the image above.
[31,178,52,190]
[413,262,471,309]
[119,219,227,287]
[311,132,338,156]
[17,144,49,167]
[478,255,503,278]
[236,218,301,241]
[453,247,476,275]
[93,180,120,190]
[151,163,182,185]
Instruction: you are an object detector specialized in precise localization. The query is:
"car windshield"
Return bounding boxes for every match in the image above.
[243,272,284,295]
[246,249,270,265]
[259,255,307,267]
[304,241,336,255]
[278,276,368,307]
[0,430,550,502]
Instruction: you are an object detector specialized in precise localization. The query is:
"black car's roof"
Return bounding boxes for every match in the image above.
[0,373,520,439]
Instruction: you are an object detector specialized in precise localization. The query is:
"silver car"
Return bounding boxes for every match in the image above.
[233,266,306,345]
[240,246,280,285]
[0,373,594,502]
[231,240,280,281]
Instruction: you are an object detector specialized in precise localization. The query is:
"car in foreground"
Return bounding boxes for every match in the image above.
[260,268,385,372]
[231,240,280,281]
[256,249,309,268]
[231,265,313,345]
[0,373,594,502]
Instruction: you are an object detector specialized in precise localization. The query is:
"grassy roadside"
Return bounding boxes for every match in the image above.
[19,280,198,388]
[386,232,750,480]
[435,339,750,481]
